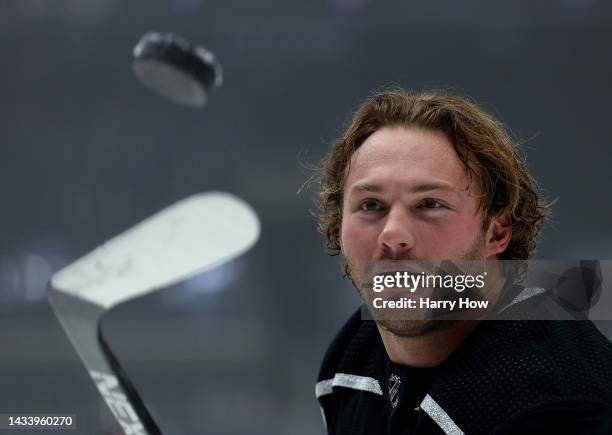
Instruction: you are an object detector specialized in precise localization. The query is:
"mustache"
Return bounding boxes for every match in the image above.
[363,260,437,277]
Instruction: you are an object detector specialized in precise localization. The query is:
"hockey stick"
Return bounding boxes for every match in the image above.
[48,192,260,435]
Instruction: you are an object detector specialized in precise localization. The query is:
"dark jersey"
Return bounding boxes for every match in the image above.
[316,289,612,434]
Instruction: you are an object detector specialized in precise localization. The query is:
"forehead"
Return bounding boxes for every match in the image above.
[345,126,472,193]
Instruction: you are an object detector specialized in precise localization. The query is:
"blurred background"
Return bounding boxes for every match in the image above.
[1,0,611,433]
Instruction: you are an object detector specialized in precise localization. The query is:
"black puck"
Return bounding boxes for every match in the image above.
[132,32,223,107]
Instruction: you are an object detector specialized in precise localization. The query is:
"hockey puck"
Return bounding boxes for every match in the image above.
[132,32,223,107]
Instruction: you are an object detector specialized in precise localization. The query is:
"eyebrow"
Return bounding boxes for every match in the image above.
[350,181,458,195]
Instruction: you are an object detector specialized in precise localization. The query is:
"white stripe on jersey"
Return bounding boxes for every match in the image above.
[316,373,383,398]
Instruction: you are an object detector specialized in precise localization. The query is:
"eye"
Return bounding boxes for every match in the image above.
[359,199,383,212]
[420,199,444,209]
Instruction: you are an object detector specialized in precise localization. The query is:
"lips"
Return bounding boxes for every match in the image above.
[367,272,422,298]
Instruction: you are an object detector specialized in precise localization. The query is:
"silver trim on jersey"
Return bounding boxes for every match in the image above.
[315,379,334,398]
[420,394,465,435]
[315,373,383,398]
[319,406,327,431]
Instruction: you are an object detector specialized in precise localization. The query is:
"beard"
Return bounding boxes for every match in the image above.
[346,232,487,338]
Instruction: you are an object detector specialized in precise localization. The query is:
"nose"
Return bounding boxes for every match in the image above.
[378,205,415,258]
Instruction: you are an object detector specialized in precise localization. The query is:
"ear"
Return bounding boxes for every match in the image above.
[485,211,512,258]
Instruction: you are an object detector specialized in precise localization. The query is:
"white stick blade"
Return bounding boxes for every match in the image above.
[50,192,260,308]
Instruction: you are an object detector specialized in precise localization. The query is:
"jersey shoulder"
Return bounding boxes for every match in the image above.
[430,320,612,434]
[315,308,390,434]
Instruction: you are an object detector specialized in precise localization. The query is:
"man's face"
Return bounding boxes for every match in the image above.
[340,125,490,336]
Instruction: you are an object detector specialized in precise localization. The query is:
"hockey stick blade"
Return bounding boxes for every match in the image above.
[48,192,260,435]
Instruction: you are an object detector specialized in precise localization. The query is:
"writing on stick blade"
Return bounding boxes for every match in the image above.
[51,191,260,308]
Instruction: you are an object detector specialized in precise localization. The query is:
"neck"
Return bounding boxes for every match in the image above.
[377,320,479,367]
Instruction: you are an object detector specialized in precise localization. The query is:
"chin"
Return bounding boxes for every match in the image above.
[377,319,458,337]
